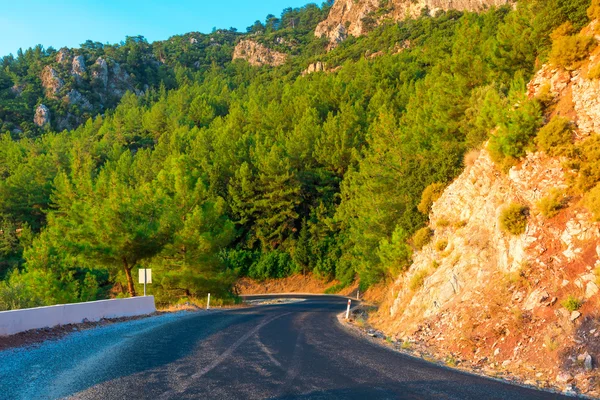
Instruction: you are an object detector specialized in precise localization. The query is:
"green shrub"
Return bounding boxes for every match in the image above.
[585,183,600,221]
[549,23,596,70]
[575,135,600,192]
[488,97,542,169]
[409,270,429,291]
[418,183,445,215]
[499,204,529,235]
[536,116,573,156]
[561,295,583,312]
[412,227,433,250]
[535,83,554,107]
[536,189,568,218]
[589,0,600,20]
[247,251,299,281]
[435,239,448,252]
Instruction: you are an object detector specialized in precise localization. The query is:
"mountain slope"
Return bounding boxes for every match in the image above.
[370,15,600,396]
[315,0,512,45]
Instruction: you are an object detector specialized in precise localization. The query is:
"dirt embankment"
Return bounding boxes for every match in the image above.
[236,274,388,304]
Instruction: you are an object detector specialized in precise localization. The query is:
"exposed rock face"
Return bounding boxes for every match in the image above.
[92,57,109,88]
[370,20,600,393]
[109,62,138,97]
[56,113,76,132]
[372,147,600,392]
[64,89,92,110]
[387,149,590,321]
[34,104,51,127]
[56,48,70,64]
[232,40,288,67]
[302,61,327,76]
[40,66,64,97]
[528,24,600,137]
[71,55,86,77]
[316,0,512,46]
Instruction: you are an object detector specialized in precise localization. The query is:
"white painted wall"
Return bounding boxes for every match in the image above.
[0,296,156,337]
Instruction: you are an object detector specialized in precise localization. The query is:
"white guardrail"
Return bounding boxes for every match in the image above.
[0,296,156,337]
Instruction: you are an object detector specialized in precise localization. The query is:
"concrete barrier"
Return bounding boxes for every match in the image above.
[0,296,156,337]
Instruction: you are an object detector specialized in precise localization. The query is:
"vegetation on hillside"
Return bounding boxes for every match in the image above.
[0,0,596,309]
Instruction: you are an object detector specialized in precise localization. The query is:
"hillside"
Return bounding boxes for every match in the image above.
[366,13,600,396]
[1,2,600,392]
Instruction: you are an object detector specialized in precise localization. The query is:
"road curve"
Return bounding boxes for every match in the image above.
[0,295,565,399]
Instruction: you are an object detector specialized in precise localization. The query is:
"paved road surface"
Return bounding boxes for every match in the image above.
[0,295,566,399]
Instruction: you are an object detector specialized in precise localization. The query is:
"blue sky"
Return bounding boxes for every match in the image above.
[0,0,315,57]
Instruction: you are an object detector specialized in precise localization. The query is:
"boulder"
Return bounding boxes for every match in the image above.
[523,288,550,311]
[556,371,573,383]
[585,354,593,371]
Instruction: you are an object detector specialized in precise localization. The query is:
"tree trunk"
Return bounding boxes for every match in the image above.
[123,258,136,297]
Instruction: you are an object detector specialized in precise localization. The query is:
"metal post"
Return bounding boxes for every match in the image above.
[207,293,211,310]
[144,269,147,297]
[346,299,351,319]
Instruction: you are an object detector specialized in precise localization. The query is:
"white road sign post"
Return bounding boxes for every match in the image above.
[346,299,351,319]
[138,269,152,297]
[207,293,211,310]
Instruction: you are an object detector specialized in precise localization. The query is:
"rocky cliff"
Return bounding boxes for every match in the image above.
[369,19,600,397]
[316,0,512,45]
[34,52,138,130]
[232,40,288,67]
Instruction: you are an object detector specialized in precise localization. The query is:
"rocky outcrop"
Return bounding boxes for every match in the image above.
[316,0,512,46]
[40,66,64,98]
[71,55,86,77]
[64,89,92,110]
[109,62,138,97]
[386,149,596,324]
[232,40,288,67]
[33,104,50,127]
[56,48,70,64]
[371,146,600,394]
[528,23,600,137]
[302,61,327,76]
[92,57,109,88]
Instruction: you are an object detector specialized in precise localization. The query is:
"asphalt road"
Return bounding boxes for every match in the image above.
[0,295,566,400]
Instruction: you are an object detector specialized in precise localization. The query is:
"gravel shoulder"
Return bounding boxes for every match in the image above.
[339,305,579,399]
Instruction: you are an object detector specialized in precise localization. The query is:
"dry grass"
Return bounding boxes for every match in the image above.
[464,149,481,167]
[436,218,451,228]
[436,239,449,252]
[409,269,430,291]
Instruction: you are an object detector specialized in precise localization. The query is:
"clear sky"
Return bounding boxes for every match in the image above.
[0,0,315,57]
